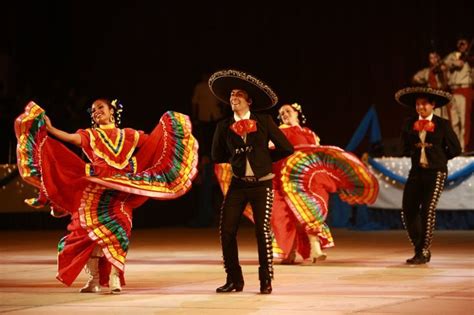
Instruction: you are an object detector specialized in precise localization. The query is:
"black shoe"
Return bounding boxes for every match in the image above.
[409,255,429,264]
[216,281,244,293]
[406,254,418,264]
[260,279,272,294]
[406,252,430,265]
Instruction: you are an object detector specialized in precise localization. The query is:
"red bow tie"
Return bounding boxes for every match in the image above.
[413,119,435,132]
[230,119,257,137]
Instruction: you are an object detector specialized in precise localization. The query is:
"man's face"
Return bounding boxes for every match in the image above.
[429,53,440,66]
[457,40,468,52]
[230,89,251,113]
[415,97,435,118]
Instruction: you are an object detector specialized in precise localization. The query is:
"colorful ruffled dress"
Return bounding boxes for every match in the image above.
[215,124,378,261]
[272,125,378,260]
[15,102,198,286]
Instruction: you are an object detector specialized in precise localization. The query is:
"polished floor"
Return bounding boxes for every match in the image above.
[0,227,473,314]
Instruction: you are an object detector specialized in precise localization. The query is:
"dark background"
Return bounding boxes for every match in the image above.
[1,1,472,227]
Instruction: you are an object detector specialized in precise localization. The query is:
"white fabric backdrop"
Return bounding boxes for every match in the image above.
[370,157,473,210]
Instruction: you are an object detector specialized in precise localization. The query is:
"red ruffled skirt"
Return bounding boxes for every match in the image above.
[15,102,198,285]
[214,145,379,261]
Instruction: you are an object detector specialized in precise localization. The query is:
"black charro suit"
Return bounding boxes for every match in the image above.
[212,112,293,285]
[401,115,461,172]
[212,113,293,176]
[400,114,461,262]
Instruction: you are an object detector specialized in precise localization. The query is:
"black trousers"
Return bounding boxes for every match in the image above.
[402,168,447,255]
[219,177,274,282]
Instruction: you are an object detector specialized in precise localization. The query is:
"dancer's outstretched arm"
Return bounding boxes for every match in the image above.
[44,115,82,147]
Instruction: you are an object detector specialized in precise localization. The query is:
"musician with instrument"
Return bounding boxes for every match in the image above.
[412,51,448,90]
[444,37,473,151]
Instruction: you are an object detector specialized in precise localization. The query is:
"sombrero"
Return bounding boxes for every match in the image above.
[208,69,278,111]
[395,87,452,108]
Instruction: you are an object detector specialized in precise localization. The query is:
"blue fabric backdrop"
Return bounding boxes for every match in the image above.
[330,106,474,230]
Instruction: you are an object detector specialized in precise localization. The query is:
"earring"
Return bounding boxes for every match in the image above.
[110,116,115,123]
[300,114,306,124]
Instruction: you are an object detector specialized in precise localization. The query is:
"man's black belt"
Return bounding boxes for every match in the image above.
[234,176,259,182]
[233,173,274,182]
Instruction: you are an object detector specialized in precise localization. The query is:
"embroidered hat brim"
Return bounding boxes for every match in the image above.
[208,69,278,111]
[395,87,452,108]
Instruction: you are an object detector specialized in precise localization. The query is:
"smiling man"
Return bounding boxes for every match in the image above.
[210,69,293,294]
[395,87,461,265]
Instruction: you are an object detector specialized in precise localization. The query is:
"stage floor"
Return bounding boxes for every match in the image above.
[0,227,473,314]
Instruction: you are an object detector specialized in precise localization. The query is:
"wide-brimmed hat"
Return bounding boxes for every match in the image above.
[395,87,452,108]
[208,69,278,111]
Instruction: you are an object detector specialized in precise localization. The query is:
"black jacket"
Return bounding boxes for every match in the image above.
[211,113,294,178]
[400,115,462,171]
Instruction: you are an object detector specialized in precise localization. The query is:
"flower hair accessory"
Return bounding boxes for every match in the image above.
[291,103,302,112]
[287,102,306,125]
[111,99,124,126]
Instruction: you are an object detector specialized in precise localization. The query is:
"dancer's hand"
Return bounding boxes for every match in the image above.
[44,115,53,132]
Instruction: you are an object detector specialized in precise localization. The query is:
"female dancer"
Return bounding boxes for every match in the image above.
[215,103,378,264]
[15,99,198,293]
[272,103,378,263]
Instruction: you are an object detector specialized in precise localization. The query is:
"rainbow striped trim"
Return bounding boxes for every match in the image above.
[78,184,131,270]
[15,102,46,188]
[87,128,139,169]
[89,111,199,199]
